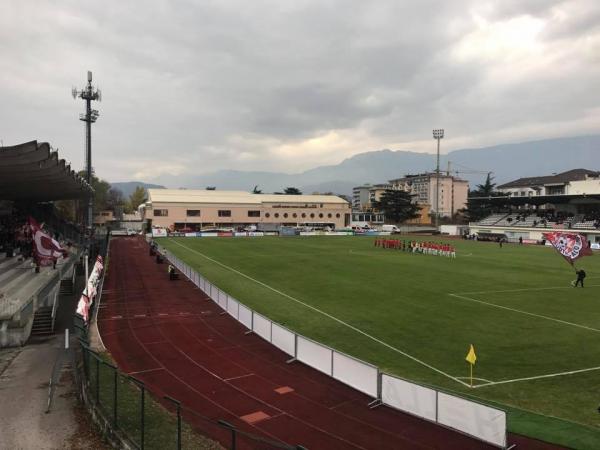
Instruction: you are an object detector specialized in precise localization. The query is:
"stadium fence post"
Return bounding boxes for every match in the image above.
[113,366,118,427]
[140,383,145,450]
[95,357,100,404]
[164,396,181,450]
[217,420,237,450]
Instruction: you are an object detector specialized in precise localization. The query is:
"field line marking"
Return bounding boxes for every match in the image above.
[455,376,494,383]
[473,365,600,388]
[167,238,470,388]
[448,293,600,333]
[457,285,600,295]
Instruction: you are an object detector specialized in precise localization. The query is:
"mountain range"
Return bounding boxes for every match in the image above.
[111,135,600,196]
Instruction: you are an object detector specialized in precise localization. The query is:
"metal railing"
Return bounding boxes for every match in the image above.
[74,323,307,450]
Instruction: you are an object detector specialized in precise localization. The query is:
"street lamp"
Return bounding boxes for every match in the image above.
[432,129,444,229]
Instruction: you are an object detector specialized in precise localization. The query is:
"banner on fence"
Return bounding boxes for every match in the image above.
[271,323,296,357]
[332,352,378,397]
[238,304,253,329]
[297,336,332,376]
[252,313,272,341]
[437,392,506,447]
[381,374,437,422]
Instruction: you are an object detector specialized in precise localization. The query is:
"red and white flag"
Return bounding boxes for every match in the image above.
[76,294,91,323]
[28,217,68,264]
[543,232,593,265]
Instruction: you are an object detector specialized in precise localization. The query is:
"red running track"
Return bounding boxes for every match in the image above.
[98,237,564,450]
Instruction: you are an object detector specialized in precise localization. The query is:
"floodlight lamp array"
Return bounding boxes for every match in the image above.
[433,129,444,139]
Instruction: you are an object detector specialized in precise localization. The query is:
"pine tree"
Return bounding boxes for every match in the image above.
[372,189,420,223]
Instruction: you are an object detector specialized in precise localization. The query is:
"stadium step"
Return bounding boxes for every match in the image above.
[59,279,74,294]
[30,307,54,336]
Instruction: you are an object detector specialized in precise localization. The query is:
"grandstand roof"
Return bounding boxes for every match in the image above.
[148,189,350,205]
[0,141,93,201]
[468,193,600,206]
[498,169,599,189]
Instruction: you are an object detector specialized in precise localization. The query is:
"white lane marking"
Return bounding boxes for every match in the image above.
[448,293,600,333]
[473,365,600,388]
[457,284,600,295]
[224,373,255,382]
[128,367,164,376]
[455,376,494,383]
[167,238,471,388]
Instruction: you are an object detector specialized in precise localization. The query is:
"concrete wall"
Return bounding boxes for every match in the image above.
[147,201,350,229]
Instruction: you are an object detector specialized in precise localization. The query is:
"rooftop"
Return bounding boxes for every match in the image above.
[0,141,93,201]
[147,189,349,205]
[498,169,599,189]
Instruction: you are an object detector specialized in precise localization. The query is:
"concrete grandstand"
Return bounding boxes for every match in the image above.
[0,141,92,346]
[469,169,600,244]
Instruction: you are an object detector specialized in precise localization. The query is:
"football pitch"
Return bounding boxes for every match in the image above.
[158,236,600,448]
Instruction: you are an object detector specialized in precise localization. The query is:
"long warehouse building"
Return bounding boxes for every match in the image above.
[142,189,351,230]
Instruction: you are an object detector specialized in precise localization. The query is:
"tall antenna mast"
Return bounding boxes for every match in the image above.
[72,71,101,236]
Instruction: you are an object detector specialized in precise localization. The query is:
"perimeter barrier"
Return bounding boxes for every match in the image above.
[73,332,306,450]
[75,278,307,448]
[162,247,508,449]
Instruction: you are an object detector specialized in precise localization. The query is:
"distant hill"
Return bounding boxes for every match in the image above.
[110,181,165,198]
[149,135,600,196]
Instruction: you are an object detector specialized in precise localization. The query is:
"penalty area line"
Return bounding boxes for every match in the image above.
[457,284,600,295]
[473,365,600,389]
[167,238,471,388]
[448,293,600,333]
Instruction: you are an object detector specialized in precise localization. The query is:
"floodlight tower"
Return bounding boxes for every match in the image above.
[72,71,101,234]
[432,129,444,229]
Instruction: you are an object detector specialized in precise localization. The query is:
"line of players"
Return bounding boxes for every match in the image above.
[374,239,456,258]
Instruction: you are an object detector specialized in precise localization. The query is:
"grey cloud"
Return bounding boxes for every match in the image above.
[0,0,598,182]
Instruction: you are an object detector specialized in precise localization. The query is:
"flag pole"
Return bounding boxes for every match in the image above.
[470,363,473,388]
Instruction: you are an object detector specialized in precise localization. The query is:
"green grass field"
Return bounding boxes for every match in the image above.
[158,235,600,449]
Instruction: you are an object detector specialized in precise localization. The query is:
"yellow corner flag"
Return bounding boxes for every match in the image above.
[465,344,477,388]
[465,344,477,365]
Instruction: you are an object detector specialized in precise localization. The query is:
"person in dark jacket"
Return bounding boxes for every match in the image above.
[573,269,586,287]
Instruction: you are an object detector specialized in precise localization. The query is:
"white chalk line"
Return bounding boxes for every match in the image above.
[448,291,600,386]
[167,238,471,388]
[448,293,600,333]
[473,365,600,388]
[455,376,494,383]
[457,284,600,295]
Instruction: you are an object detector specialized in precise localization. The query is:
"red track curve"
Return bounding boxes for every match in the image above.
[98,237,564,450]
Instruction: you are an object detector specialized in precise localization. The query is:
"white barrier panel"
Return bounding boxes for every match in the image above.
[209,284,216,301]
[226,296,239,320]
[252,313,272,341]
[333,352,378,397]
[238,304,252,329]
[437,392,506,448]
[381,374,437,422]
[218,289,228,309]
[270,323,295,356]
[297,336,333,376]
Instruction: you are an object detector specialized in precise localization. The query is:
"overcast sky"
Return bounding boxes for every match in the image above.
[1,0,599,183]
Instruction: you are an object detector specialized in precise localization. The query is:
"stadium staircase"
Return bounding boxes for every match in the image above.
[30,307,53,336]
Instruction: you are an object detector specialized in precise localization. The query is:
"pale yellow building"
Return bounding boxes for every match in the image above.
[143,189,351,230]
[389,173,468,218]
